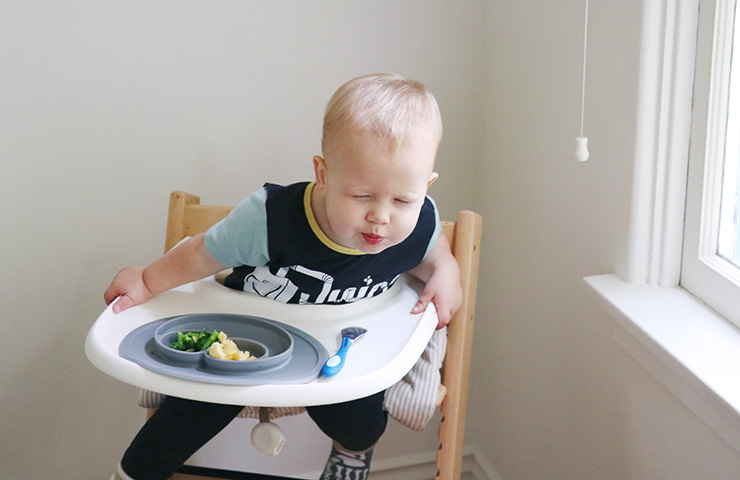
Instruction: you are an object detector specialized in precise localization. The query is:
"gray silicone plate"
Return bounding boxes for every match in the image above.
[119,314,329,385]
[153,314,294,373]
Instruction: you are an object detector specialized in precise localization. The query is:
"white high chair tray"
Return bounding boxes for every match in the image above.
[85,274,438,407]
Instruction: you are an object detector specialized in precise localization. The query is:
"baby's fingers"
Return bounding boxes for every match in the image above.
[411,288,435,315]
[111,295,134,314]
[411,299,428,315]
[411,295,450,329]
[103,283,122,305]
[433,301,453,329]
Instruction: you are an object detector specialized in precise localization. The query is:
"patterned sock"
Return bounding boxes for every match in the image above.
[320,442,373,480]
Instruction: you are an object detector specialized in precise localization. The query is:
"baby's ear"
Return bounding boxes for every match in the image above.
[313,156,327,190]
[427,172,439,188]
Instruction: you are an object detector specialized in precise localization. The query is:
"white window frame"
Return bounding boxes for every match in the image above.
[585,0,740,453]
[682,0,740,328]
[625,0,696,290]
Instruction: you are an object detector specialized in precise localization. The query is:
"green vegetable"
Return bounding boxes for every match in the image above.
[170,329,219,352]
[197,329,220,351]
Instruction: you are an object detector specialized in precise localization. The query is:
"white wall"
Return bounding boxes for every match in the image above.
[5,1,740,479]
[0,1,482,478]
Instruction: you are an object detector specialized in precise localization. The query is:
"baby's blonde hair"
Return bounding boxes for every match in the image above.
[322,73,443,155]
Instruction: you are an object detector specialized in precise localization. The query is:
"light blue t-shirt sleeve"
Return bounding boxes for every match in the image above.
[424,196,442,259]
[204,188,270,267]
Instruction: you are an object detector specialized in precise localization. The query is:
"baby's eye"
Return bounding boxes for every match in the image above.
[353,195,371,200]
[394,198,411,205]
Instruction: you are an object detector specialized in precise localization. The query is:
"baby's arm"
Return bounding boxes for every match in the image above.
[407,234,462,328]
[103,233,227,314]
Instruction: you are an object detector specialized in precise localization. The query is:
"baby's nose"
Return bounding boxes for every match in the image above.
[367,206,390,224]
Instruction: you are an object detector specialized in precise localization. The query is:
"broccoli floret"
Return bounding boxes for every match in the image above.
[196,329,219,351]
[170,329,219,352]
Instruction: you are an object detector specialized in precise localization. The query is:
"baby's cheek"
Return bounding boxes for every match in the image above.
[402,211,423,233]
[395,224,417,244]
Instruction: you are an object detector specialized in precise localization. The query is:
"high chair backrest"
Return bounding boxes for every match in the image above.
[164,190,482,480]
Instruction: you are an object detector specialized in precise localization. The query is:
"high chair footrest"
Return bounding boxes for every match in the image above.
[175,465,308,480]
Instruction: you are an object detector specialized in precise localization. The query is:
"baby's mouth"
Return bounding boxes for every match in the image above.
[362,233,384,246]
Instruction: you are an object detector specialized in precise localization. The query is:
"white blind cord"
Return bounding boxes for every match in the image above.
[576,0,590,162]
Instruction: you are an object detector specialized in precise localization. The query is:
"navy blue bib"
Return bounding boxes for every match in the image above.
[224,182,437,305]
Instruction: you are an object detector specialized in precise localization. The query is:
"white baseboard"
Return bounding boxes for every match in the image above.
[467,445,503,480]
[351,445,502,480]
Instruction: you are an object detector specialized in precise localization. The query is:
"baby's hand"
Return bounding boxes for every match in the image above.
[103,265,154,314]
[407,234,462,328]
[411,270,463,329]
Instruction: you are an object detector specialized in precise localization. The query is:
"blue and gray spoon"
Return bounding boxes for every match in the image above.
[321,327,367,377]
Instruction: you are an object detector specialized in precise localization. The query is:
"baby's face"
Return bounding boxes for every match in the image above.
[313,127,438,254]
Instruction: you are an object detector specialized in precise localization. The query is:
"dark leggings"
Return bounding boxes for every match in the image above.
[120,392,387,480]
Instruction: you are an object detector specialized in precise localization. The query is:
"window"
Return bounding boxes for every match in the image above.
[586,0,740,454]
[585,0,740,452]
[718,9,740,267]
[682,0,740,328]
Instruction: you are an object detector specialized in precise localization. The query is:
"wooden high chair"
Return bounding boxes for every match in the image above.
[158,191,482,480]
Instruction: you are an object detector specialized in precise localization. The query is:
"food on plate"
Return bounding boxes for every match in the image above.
[208,331,257,361]
[170,329,219,352]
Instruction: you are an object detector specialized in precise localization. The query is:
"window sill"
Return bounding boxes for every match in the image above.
[584,274,740,453]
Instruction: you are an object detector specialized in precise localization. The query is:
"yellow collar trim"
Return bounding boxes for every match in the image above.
[304,182,364,256]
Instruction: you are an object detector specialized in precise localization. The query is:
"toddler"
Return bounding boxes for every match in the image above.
[105,73,462,480]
